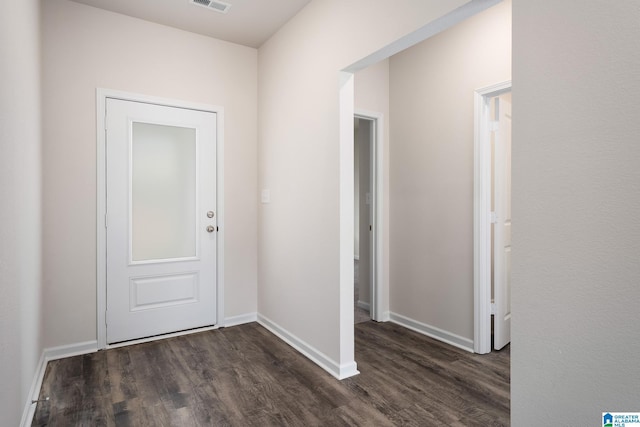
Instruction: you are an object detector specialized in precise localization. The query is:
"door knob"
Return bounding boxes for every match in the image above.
[207,211,215,218]
[206,225,215,233]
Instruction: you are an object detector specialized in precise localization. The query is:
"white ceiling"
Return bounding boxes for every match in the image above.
[69,0,312,48]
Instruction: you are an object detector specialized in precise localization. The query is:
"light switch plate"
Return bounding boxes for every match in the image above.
[261,189,270,204]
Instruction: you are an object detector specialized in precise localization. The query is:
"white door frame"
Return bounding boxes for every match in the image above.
[473,80,511,354]
[96,88,225,350]
[354,110,384,321]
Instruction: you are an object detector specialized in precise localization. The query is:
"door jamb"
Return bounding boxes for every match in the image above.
[96,88,225,350]
[354,110,384,322]
[473,80,511,354]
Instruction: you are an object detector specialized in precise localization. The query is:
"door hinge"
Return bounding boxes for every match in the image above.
[105,213,108,228]
[491,302,496,315]
[489,121,499,132]
[490,212,497,224]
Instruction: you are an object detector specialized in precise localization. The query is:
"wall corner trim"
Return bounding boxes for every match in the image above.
[19,352,46,427]
[389,312,474,353]
[257,314,359,380]
[20,341,98,427]
[356,301,371,311]
[43,340,99,362]
[223,312,257,327]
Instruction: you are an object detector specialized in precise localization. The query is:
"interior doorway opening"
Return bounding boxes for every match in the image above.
[354,111,383,323]
[338,0,506,372]
[474,81,512,354]
[354,116,372,324]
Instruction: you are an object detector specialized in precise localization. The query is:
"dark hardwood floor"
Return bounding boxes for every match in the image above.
[32,322,510,426]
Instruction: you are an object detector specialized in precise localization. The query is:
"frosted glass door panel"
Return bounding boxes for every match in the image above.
[131,122,197,262]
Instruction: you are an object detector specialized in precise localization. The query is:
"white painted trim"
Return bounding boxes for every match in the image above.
[356,300,370,311]
[106,327,218,349]
[344,0,502,73]
[355,110,385,322]
[20,353,46,427]
[223,312,257,327]
[20,341,99,427]
[97,90,107,349]
[44,340,99,361]
[389,312,474,353]
[258,314,359,380]
[96,88,225,349]
[338,72,357,376]
[216,107,226,329]
[473,80,512,354]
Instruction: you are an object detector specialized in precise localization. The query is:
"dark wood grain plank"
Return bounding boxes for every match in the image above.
[33,321,510,426]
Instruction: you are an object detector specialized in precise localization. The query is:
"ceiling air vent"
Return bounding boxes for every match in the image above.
[190,0,231,14]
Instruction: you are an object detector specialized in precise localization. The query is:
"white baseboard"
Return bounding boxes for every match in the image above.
[223,312,257,327]
[356,300,370,311]
[389,312,474,353]
[257,314,359,380]
[20,352,47,427]
[44,340,98,361]
[379,310,391,322]
[20,340,98,427]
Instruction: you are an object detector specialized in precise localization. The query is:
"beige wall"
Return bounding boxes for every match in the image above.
[512,1,640,424]
[7,0,640,423]
[389,0,511,340]
[0,0,43,424]
[41,0,258,348]
[258,0,469,368]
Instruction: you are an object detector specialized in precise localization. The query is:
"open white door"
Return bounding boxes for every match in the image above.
[493,95,512,350]
[106,98,217,344]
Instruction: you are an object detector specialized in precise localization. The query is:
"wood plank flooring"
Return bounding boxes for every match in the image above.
[32,322,509,426]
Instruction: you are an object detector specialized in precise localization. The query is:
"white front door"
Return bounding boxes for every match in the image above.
[493,95,512,350]
[106,98,217,344]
